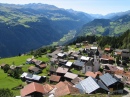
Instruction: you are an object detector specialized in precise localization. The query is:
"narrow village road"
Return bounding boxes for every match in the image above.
[122,88,130,97]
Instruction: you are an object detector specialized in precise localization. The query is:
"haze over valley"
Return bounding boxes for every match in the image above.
[0,1,130,57]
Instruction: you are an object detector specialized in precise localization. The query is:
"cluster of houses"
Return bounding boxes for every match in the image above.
[0,63,22,77]
[26,58,47,74]
[21,58,47,83]
[1,41,130,97]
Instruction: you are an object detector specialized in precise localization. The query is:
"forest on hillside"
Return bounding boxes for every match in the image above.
[69,29,130,49]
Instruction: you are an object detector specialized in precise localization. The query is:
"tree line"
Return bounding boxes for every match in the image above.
[69,29,130,50]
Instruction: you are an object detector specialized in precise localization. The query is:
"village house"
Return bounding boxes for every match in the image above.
[57,52,66,59]
[26,58,33,64]
[75,76,109,94]
[100,54,115,64]
[76,43,82,48]
[37,63,47,69]
[49,66,57,75]
[49,81,79,97]
[20,82,45,97]
[85,71,102,79]
[31,59,38,64]
[49,74,61,83]
[71,77,83,85]
[56,67,68,76]
[0,63,9,69]
[102,64,119,74]
[64,72,78,81]
[114,49,122,56]
[80,56,91,62]
[73,60,85,70]
[121,49,130,62]
[82,41,88,46]
[20,72,46,83]
[54,83,79,97]
[35,60,43,66]
[57,59,68,66]
[29,59,47,69]
[28,66,42,74]
[64,61,73,68]
[84,46,99,57]
[44,84,54,93]
[99,73,124,93]
[70,52,80,60]
[114,70,130,86]
[9,65,22,72]
[104,47,113,53]
[90,46,98,51]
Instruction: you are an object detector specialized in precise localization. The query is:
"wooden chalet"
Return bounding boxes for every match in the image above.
[20,82,45,97]
[99,73,124,93]
[49,74,61,83]
[28,66,42,74]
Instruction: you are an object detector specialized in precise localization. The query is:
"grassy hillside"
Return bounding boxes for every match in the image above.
[0,3,93,57]
[0,54,50,95]
[78,14,130,36]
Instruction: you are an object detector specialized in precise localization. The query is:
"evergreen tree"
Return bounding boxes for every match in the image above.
[3,64,10,73]
[0,88,14,97]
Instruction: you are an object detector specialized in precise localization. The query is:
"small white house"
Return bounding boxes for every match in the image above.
[81,56,89,61]
[65,61,73,67]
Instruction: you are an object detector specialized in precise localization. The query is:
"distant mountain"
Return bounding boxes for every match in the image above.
[90,10,130,20]
[0,3,93,57]
[89,14,104,19]
[77,13,130,36]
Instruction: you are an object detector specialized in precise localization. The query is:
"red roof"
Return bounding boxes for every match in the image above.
[43,84,54,93]
[55,81,66,89]
[20,82,45,96]
[56,67,68,74]
[85,71,102,78]
[104,48,110,51]
[39,64,46,68]
[54,83,79,97]
[49,75,61,82]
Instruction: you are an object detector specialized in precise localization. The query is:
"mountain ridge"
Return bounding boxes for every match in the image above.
[0,3,93,57]
[77,13,130,36]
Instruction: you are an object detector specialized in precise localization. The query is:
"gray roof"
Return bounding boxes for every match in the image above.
[115,49,122,52]
[21,72,42,81]
[122,49,129,53]
[73,60,85,67]
[75,83,85,93]
[71,77,82,84]
[121,52,130,57]
[97,80,109,91]
[99,73,118,86]
[75,77,100,94]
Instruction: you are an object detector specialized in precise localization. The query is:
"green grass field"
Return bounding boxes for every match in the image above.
[0,55,49,66]
[0,55,50,96]
[0,69,23,95]
[0,55,32,65]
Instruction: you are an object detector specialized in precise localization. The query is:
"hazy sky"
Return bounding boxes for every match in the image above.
[0,0,130,15]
